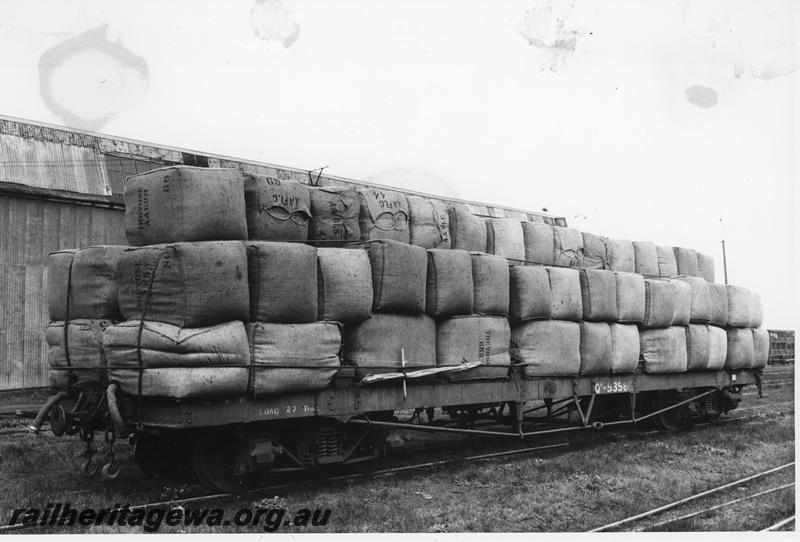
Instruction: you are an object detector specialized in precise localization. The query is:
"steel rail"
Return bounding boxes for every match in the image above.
[587,462,795,532]
[760,515,796,532]
[640,482,795,531]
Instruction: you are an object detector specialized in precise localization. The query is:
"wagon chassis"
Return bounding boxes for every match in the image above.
[30,367,757,492]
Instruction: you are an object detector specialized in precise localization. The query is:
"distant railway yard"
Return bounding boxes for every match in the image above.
[0,364,793,533]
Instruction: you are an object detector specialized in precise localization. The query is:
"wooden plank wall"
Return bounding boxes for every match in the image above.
[0,195,125,390]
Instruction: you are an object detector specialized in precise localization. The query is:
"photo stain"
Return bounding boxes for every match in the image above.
[251,0,300,49]
[38,25,149,131]
[518,1,580,73]
[685,85,718,109]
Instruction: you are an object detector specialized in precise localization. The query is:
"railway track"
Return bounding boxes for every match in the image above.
[0,401,793,533]
[587,462,795,532]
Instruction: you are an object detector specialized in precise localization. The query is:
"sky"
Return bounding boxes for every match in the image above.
[0,0,797,330]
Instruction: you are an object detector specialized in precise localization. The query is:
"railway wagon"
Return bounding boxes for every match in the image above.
[29,166,765,493]
[768,330,794,364]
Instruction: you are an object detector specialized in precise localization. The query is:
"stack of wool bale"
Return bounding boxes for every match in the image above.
[46,246,124,387]
[45,164,769,400]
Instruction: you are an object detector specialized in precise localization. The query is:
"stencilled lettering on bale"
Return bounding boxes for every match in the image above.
[124,166,248,245]
[357,187,410,243]
[553,226,584,268]
[436,315,511,381]
[244,174,311,241]
[581,232,611,270]
[307,186,361,246]
[407,195,451,249]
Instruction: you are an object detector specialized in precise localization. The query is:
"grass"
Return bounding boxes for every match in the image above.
[0,377,793,533]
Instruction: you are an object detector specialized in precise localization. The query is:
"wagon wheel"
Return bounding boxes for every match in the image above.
[652,394,682,432]
[133,432,197,482]
[193,433,259,494]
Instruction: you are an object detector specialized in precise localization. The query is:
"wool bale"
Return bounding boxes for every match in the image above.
[510,320,581,376]
[343,314,436,378]
[697,252,715,283]
[614,272,645,324]
[426,249,473,317]
[47,319,113,385]
[104,320,250,398]
[749,291,764,328]
[607,239,635,273]
[610,324,640,373]
[673,247,699,277]
[633,241,659,276]
[581,232,610,270]
[447,206,487,252]
[674,276,712,324]
[526,214,545,224]
[124,166,247,246]
[407,195,451,249]
[707,325,727,370]
[317,248,373,323]
[685,325,711,371]
[642,280,674,328]
[244,174,311,241]
[751,328,769,370]
[725,328,754,370]
[707,283,729,327]
[656,245,678,278]
[247,242,317,323]
[508,266,551,321]
[579,322,612,375]
[248,321,341,396]
[47,249,77,322]
[548,267,582,321]
[48,246,124,321]
[670,279,692,326]
[726,285,751,328]
[640,327,688,373]
[347,239,427,314]
[436,315,511,380]
[521,222,555,265]
[553,226,584,268]
[580,269,617,322]
[307,186,361,246]
[485,218,525,262]
[357,187,410,243]
[471,253,510,316]
[117,241,249,328]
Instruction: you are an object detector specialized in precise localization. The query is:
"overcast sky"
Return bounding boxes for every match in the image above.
[1,0,796,330]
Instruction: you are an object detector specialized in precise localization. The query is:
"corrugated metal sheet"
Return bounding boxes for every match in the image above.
[0,195,125,389]
[0,134,109,195]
